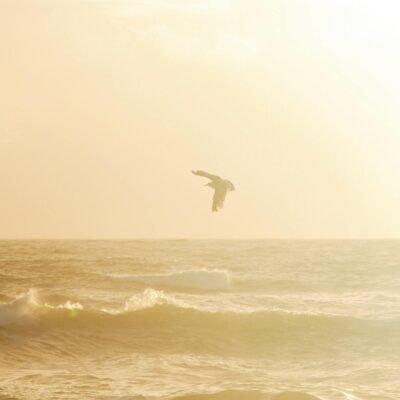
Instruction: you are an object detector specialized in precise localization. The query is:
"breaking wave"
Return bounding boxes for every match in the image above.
[110,269,231,291]
[1,289,399,357]
[0,289,83,327]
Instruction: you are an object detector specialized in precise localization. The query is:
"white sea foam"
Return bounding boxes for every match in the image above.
[0,289,83,327]
[0,288,38,326]
[123,288,183,311]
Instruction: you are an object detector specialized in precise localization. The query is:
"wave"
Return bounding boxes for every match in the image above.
[0,289,186,330]
[0,289,83,328]
[110,269,231,291]
[171,390,321,400]
[1,289,399,357]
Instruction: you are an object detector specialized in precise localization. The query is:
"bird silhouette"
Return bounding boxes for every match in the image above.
[192,170,235,212]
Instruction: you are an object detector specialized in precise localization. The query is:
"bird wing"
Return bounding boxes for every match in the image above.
[192,170,220,182]
[212,185,228,212]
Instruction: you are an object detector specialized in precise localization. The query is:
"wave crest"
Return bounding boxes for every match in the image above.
[0,289,83,328]
[110,269,231,291]
[2,289,399,357]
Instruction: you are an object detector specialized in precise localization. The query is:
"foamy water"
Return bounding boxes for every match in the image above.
[0,240,399,399]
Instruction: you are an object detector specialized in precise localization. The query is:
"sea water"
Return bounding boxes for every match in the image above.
[0,240,399,399]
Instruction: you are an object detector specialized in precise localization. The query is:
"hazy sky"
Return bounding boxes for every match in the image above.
[1,0,400,238]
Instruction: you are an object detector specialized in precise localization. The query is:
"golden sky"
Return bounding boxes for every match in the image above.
[1,0,399,238]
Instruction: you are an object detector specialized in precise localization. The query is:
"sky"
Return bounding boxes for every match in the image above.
[1,0,400,239]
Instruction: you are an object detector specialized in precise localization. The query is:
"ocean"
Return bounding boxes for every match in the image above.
[0,240,399,400]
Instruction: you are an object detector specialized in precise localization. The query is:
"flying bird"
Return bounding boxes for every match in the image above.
[192,170,235,212]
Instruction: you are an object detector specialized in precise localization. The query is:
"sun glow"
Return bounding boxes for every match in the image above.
[1,0,400,238]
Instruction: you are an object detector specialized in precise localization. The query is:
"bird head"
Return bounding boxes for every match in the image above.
[225,180,235,191]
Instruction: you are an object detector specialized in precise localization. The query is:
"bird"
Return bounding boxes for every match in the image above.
[192,170,235,212]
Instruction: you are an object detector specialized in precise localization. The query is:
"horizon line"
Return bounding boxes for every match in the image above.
[0,237,399,241]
